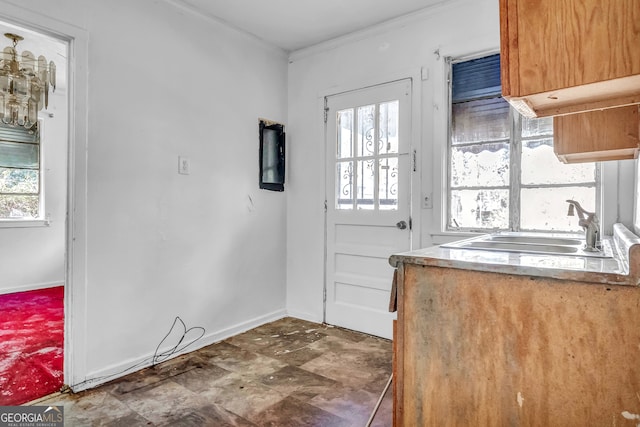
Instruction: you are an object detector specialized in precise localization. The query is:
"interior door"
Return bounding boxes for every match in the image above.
[325,79,412,339]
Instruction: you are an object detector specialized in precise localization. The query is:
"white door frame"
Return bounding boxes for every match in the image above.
[0,3,90,391]
[321,69,423,325]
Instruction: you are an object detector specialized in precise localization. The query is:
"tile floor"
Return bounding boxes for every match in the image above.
[35,317,393,426]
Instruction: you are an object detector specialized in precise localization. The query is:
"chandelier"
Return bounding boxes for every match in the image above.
[0,33,56,131]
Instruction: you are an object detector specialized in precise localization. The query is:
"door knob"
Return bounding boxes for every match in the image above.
[396,220,407,230]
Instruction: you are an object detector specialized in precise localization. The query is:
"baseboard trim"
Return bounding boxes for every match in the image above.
[72,308,287,392]
[286,309,323,324]
[0,282,63,296]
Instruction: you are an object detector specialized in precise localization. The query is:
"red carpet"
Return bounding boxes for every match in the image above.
[0,286,64,405]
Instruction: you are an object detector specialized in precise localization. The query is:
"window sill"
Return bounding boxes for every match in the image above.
[431,231,484,245]
[0,218,51,228]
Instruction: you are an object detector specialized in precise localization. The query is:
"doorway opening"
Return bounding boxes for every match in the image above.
[0,19,69,405]
[324,79,413,339]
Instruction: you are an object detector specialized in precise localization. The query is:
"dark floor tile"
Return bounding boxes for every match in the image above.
[318,324,370,343]
[151,353,213,378]
[113,379,202,424]
[101,368,167,396]
[369,390,393,427]
[300,350,389,389]
[200,342,287,377]
[103,353,214,396]
[269,346,325,367]
[227,324,327,358]
[34,317,393,427]
[171,362,231,393]
[241,318,324,337]
[251,396,351,427]
[156,404,257,427]
[310,385,381,425]
[197,372,286,420]
[103,412,153,427]
[38,390,142,426]
[258,365,338,397]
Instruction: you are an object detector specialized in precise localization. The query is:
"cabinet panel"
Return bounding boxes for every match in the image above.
[517,0,640,94]
[500,0,640,117]
[554,105,639,163]
[397,264,640,426]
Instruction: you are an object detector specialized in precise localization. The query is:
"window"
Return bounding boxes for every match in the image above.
[447,54,598,232]
[336,100,400,210]
[0,124,41,219]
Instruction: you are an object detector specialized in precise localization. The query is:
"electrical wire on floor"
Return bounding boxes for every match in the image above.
[151,316,205,365]
[63,316,205,392]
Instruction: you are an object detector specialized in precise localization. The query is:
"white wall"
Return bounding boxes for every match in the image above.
[0,0,289,388]
[286,0,635,321]
[0,26,67,295]
[286,0,501,322]
[2,0,635,390]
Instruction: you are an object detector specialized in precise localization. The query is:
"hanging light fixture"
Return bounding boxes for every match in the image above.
[0,33,56,131]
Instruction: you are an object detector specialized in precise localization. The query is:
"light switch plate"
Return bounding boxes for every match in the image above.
[423,192,433,209]
[178,156,190,175]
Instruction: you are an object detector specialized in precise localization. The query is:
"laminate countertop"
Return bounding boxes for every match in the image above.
[389,223,640,287]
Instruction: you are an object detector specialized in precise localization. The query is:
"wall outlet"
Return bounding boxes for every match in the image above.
[178,156,190,175]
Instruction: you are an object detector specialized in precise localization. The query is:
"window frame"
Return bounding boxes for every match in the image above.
[445,54,601,234]
[0,119,48,227]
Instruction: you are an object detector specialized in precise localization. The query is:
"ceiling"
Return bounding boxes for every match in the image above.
[172,0,449,52]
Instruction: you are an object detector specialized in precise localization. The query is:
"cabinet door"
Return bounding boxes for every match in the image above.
[554,105,639,163]
[500,0,640,117]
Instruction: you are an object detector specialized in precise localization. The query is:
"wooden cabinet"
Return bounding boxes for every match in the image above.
[500,0,640,118]
[390,263,640,426]
[554,105,640,163]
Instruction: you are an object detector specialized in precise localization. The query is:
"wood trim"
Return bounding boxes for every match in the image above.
[536,95,640,118]
[394,263,405,427]
[505,74,640,118]
[392,319,397,427]
[499,0,520,97]
[389,269,398,312]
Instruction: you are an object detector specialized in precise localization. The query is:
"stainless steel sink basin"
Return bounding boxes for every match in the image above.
[441,232,613,258]
[464,241,579,254]
[488,236,582,246]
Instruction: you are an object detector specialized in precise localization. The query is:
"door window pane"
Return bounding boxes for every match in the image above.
[379,101,399,154]
[356,159,375,210]
[334,98,403,211]
[337,109,353,159]
[356,105,376,157]
[379,157,398,210]
[336,161,353,210]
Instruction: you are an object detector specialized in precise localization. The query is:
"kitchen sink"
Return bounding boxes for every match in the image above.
[487,236,582,246]
[464,241,579,254]
[441,232,613,258]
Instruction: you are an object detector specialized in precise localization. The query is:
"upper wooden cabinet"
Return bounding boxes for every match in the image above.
[500,0,640,118]
[553,105,640,163]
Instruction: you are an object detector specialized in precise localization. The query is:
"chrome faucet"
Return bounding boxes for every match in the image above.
[566,200,600,251]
